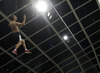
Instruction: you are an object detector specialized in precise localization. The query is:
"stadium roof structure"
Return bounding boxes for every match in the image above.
[0,0,100,73]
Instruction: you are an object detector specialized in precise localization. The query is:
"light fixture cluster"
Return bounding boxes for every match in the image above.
[47,12,52,19]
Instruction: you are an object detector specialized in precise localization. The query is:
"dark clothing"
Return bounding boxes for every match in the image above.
[13,32,21,44]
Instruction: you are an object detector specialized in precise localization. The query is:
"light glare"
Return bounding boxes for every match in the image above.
[63,35,68,40]
[49,15,52,19]
[35,0,48,12]
[48,12,50,16]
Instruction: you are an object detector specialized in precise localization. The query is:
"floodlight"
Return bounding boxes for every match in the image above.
[35,0,48,12]
[63,35,68,40]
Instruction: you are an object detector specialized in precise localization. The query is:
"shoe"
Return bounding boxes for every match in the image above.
[25,50,31,53]
[12,50,17,55]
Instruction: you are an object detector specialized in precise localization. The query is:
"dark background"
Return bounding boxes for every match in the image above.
[0,0,100,73]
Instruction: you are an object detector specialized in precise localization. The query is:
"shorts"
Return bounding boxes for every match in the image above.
[13,32,22,44]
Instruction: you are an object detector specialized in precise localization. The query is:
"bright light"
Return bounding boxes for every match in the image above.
[35,0,48,12]
[47,12,52,19]
[48,12,50,16]
[49,15,52,19]
[63,35,68,40]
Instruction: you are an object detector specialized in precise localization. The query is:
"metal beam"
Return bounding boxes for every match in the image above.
[96,0,100,9]
[0,9,64,73]
[67,0,100,69]
[0,47,37,73]
[48,0,85,73]
[0,11,37,73]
